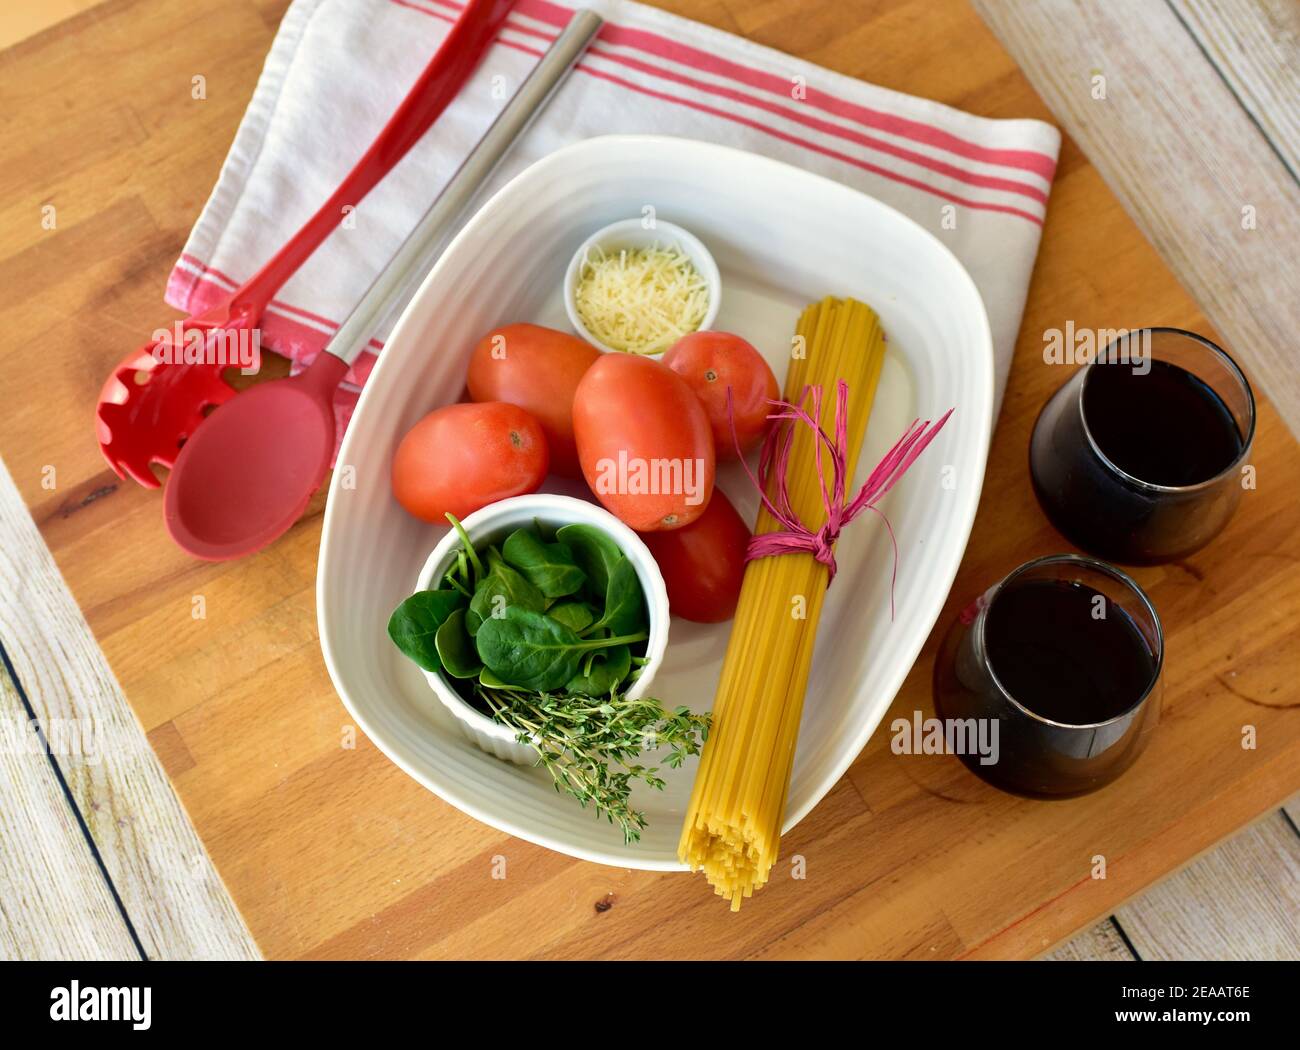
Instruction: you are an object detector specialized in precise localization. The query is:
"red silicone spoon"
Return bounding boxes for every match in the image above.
[95,0,515,488]
[163,10,603,561]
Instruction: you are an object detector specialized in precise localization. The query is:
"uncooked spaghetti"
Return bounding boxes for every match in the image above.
[677,297,887,909]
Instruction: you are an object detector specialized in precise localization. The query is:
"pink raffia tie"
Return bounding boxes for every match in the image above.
[730,381,953,617]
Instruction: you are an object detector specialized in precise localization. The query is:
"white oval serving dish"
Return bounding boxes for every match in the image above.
[317,134,993,871]
[413,494,670,766]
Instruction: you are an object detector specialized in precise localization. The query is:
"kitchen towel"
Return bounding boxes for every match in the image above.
[167,0,1061,440]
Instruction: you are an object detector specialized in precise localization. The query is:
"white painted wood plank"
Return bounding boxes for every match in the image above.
[972,0,1300,439]
[1172,0,1300,180]
[1043,918,1136,962]
[1115,811,1300,960]
[0,664,138,960]
[1050,802,1300,960]
[0,457,259,960]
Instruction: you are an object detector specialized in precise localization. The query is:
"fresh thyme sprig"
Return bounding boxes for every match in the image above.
[477,685,711,844]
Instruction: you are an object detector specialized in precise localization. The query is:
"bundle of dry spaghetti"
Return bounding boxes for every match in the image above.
[677,297,887,910]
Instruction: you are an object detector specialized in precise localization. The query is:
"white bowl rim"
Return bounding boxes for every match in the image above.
[411,493,670,744]
[562,217,722,354]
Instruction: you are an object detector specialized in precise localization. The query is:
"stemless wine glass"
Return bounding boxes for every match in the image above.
[933,554,1163,798]
[1029,328,1255,564]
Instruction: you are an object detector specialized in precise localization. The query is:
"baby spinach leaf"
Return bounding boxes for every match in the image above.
[566,644,632,697]
[475,607,648,692]
[502,528,586,598]
[479,666,516,690]
[589,557,646,637]
[475,609,580,691]
[548,599,597,634]
[435,607,482,679]
[556,523,623,599]
[467,557,546,636]
[387,589,465,672]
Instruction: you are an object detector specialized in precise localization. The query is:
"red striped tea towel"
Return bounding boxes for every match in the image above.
[168,0,1060,439]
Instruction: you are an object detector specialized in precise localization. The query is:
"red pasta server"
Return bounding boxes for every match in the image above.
[95,0,516,488]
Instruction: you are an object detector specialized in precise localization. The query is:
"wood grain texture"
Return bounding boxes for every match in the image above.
[0,0,108,49]
[1172,0,1300,179]
[0,459,260,960]
[1043,919,1135,962]
[973,0,1300,441]
[0,0,1296,959]
[0,661,140,960]
[1116,811,1300,960]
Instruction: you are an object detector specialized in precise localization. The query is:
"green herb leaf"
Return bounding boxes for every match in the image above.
[476,686,711,844]
[478,666,516,690]
[566,644,632,697]
[467,554,546,636]
[556,523,623,599]
[547,599,597,634]
[387,589,465,672]
[588,557,646,637]
[434,607,482,679]
[475,607,647,692]
[502,528,586,598]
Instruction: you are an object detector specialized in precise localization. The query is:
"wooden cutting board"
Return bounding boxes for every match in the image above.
[1,0,1296,959]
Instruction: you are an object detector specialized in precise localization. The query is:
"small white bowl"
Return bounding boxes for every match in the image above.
[563,218,721,355]
[413,494,670,765]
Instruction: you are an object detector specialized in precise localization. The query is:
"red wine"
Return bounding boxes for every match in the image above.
[1030,356,1248,563]
[933,568,1161,798]
[1082,359,1243,487]
[983,578,1156,725]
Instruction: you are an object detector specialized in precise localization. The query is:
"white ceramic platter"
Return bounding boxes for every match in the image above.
[317,135,993,870]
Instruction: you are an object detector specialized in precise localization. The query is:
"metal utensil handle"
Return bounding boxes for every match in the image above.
[326,8,603,366]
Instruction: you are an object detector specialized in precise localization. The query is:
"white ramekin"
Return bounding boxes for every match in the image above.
[562,218,722,355]
[413,494,670,765]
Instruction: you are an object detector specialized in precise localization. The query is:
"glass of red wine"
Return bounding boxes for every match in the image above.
[933,554,1163,798]
[1029,328,1255,564]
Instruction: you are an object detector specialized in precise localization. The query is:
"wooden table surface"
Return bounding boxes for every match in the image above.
[1,0,1298,959]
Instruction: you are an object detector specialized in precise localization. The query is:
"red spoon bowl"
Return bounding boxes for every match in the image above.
[163,354,348,560]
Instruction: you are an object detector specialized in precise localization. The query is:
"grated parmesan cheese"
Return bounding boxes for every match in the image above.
[573,242,710,355]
